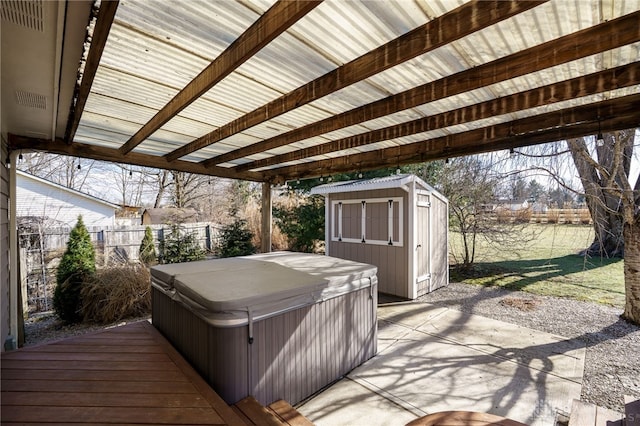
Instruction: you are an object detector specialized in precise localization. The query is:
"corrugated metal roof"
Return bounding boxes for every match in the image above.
[310,173,439,195]
[64,0,640,181]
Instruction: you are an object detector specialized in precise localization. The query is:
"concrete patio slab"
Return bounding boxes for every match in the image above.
[295,378,418,426]
[297,302,585,426]
[415,308,585,383]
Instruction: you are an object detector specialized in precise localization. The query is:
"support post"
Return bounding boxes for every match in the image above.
[261,182,272,253]
[8,151,18,349]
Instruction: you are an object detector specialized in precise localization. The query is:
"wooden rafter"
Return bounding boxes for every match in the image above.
[163,0,545,163]
[236,62,640,172]
[64,0,119,144]
[118,0,323,155]
[207,10,640,168]
[8,135,262,182]
[260,94,640,182]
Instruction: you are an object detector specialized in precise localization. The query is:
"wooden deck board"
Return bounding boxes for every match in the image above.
[1,368,189,382]
[1,321,246,425]
[1,379,198,394]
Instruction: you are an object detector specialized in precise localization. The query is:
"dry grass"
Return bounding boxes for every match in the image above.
[499,296,542,311]
[81,264,151,324]
[244,197,289,251]
[547,209,560,223]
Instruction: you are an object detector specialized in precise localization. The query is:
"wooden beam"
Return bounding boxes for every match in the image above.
[261,183,272,253]
[8,135,262,182]
[164,0,545,162]
[208,10,640,167]
[236,62,640,172]
[261,94,640,181]
[119,0,322,155]
[64,0,119,144]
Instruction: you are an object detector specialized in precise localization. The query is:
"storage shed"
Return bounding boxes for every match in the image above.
[311,174,448,299]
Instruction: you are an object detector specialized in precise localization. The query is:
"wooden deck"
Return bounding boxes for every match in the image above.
[1,321,246,425]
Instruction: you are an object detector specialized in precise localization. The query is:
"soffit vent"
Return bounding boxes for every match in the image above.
[1,0,44,32]
[16,90,47,110]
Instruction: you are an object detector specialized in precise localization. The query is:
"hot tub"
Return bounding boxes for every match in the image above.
[151,251,378,406]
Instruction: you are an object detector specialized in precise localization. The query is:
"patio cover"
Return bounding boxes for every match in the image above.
[3,0,640,183]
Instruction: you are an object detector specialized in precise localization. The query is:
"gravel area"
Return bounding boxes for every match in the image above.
[23,282,639,413]
[416,282,640,413]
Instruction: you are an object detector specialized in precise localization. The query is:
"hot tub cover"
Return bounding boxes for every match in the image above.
[151,252,377,327]
[172,259,328,312]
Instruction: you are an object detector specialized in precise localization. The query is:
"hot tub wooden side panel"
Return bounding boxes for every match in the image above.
[152,290,250,404]
[152,284,377,406]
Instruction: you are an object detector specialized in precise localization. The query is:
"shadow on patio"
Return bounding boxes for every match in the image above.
[297,299,634,426]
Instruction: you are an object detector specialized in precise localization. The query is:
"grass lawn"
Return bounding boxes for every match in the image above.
[449,224,625,307]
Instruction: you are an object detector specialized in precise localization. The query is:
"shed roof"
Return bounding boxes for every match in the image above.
[4,1,639,182]
[311,174,438,195]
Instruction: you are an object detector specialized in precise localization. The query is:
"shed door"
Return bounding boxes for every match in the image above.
[416,192,431,296]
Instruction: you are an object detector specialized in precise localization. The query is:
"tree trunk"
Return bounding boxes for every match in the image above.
[567,128,639,323]
[568,134,630,257]
[623,218,640,324]
[154,170,169,208]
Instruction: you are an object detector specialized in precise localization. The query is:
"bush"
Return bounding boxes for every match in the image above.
[273,195,325,253]
[547,209,560,224]
[81,264,151,324]
[139,226,157,265]
[514,208,532,224]
[54,216,96,324]
[495,208,512,224]
[158,224,206,264]
[216,219,256,258]
[578,209,592,225]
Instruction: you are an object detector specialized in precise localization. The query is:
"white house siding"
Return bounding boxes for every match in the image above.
[16,172,116,228]
[1,140,10,351]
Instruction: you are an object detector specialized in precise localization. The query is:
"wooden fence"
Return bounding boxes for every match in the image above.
[19,222,221,313]
[494,208,592,225]
[26,222,222,263]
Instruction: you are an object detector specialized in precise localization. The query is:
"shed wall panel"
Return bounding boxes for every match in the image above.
[430,192,449,292]
[328,188,409,297]
[416,193,431,296]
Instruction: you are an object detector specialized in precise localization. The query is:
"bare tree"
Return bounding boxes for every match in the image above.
[567,129,640,323]
[567,130,636,257]
[440,155,537,268]
[153,170,170,208]
[169,171,211,208]
[18,153,101,194]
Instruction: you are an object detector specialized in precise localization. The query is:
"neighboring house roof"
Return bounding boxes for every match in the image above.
[17,170,118,209]
[142,208,200,224]
[16,170,118,228]
[311,174,443,197]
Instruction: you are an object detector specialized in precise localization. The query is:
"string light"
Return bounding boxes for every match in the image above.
[596,117,604,147]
